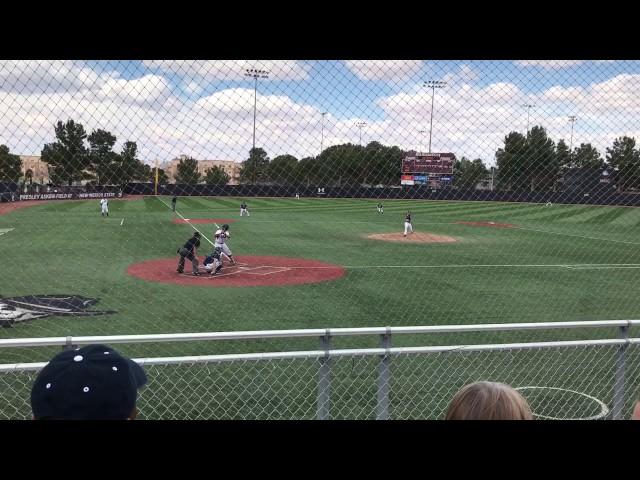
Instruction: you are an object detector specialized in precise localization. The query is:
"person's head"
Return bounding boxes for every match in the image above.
[193,231,201,238]
[31,344,147,420]
[445,381,533,420]
[222,224,229,231]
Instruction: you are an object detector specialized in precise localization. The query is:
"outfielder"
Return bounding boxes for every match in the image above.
[240,202,250,216]
[377,202,384,214]
[203,247,224,276]
[404,211,413,236]
[100,198,109,217]
[214,224,236,265]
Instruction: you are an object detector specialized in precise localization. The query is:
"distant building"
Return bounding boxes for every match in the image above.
[160,155,241,184]
[19,156,50,184]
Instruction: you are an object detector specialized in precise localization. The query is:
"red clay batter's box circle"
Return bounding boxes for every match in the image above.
[127,255,346,287]
[456,221,515,228]
[172,218,237,225]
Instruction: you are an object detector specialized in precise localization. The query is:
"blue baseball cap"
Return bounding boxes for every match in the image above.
[30,344,147,420]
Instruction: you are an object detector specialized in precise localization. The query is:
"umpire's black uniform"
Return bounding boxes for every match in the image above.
[177,232,201,275]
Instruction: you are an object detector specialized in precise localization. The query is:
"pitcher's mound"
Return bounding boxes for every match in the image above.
[367,232,457,243]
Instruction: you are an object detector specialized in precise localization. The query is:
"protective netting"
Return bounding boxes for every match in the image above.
[2,60,640,418]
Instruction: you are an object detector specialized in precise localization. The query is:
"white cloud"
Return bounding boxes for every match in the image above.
[2,61,640,174]
[142,60,311,81]
[344,60,424,81]
[183,81,203,95]
[0,60,109,93]
[515,60,585,69]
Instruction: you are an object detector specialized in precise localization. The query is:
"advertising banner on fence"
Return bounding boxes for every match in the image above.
[19,191,122,201]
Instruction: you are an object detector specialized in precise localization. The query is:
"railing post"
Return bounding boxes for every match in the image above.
[376,327,392,420]
[62,336,77,351]
[612,323,630,420]
[317,329,332,420]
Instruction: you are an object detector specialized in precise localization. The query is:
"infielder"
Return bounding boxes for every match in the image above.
[214,224,236,265]
[377,202,384,214]
[171,195,177,211]
[176,231,201,276]
[404,211,413,237]
[240,202,250,216]
[203,247,224,276]
[100,198,109,217]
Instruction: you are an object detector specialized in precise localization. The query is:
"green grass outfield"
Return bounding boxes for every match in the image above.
[2,196,640,418]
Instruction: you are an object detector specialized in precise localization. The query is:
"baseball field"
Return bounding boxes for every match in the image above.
[2,196,640,418]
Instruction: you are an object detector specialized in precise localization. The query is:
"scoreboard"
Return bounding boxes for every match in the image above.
[402,153,455,175]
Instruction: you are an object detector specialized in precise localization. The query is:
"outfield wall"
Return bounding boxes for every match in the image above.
[122,182,640,207]
[4,181,640,207]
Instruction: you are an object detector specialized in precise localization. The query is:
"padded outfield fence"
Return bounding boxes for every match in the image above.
[0,320,639,420]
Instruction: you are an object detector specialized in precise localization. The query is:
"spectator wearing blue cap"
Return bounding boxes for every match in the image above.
[30,344,148,420]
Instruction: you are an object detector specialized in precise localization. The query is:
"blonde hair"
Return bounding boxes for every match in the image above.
[445,381,534,420]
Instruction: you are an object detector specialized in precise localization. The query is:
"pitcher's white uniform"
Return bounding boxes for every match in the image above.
[214,226,235,263]
[100,198,109,216]
[404,213,413,236]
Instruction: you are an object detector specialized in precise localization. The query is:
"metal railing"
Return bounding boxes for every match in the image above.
[0,320,638,420]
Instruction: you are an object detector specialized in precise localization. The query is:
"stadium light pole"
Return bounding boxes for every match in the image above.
[523,104,535,134]
[568,115,577,152]
[356,121,367,146]
[320,112,327,155]
[418,130,426,154]
[244,68,270,152]
[424,80,447,153]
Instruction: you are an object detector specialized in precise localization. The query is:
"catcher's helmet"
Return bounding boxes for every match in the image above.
[193,231,201,237]
[222,224,230,231]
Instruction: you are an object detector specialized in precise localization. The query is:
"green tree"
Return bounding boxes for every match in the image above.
[454,157,488,190]
[556,139,572,172]
[174,157,201,184]
[41,120,89,185]
[526,126,558,191]
[268,155,298,184]
[606,136,640,192]
[204,165,230,185]
[572,143,604,169]
[147,166,169,184]
[296,156,320,186]
[0,145,22,182]
[495,132,527,190]
[239,148,270,184]
[113,141,146,187]
[495,127,558,191]
[88,129,118,184]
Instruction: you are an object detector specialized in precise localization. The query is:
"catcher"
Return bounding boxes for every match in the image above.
[203,247,224,276]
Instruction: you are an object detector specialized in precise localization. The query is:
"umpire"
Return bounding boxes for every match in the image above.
[177,231,201,276]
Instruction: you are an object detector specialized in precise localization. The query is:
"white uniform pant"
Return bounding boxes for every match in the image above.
[216,243,233,259]
[240,208,249,216]
[204,257,222,272]
[101,205,109,215]
[404,221,413,235]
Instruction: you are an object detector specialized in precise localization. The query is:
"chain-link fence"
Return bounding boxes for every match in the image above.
[3,60,640,409]
[1,322,639,420]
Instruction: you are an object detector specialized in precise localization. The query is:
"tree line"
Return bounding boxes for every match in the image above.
[2,120,640,193]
